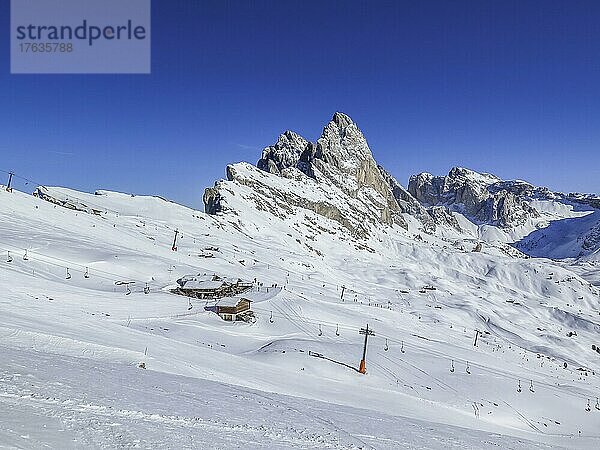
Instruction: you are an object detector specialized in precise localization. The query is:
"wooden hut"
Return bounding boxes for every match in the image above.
[173,274,253,299]
[204,298,253,322]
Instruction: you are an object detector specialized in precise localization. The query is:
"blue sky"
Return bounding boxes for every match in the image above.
[1,0,599,208]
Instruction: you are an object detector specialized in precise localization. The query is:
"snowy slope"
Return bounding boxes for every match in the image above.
[0,346,555,449]
[1,177,600,448]
[515,207,600,260]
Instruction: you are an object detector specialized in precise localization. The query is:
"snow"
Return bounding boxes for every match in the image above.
[515,208,600,259]
[441,199,599,259]
[1,185,600,449]
[179,279,226,290]
[0,346,556,449]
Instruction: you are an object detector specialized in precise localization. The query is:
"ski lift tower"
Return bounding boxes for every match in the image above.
[358,324,375,374]
[172,229,179,251]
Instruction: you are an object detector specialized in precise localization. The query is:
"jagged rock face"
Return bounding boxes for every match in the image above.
[409,168,499,212]
[253,112,409,231]
[203,112,478,239]
[204,112,433,237]
[378,166,440,233]
[257,112,403,227]
[408,167,540,228]
[203,187,226,215]
[313,112,376,173]
[257,131,309,176]
[476,190,539,227]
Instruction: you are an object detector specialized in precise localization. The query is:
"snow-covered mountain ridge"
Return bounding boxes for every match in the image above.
[205,112,599,260]
[206,113,405,238]
[205,113,468,239]
[407,166,600,258]
[408,168,542,228]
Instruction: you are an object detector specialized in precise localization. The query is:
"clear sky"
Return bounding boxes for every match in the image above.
[1,0,599,208]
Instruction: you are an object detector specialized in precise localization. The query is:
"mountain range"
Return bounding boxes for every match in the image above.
[204,112,600,262]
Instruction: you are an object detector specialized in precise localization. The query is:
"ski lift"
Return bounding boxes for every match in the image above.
[466,361,471,374]
[269,311,274,323]
[23,250,28,261]
[401,341,405,353]
[6,251,12,263]
[450,360,455,373]
[472,402,480,419]
[318,324,323,336]
[335,324,340,336]
[144,283,150,295]
[529,380,535,393]
[84,267,90,279]
[66,268,71,280]
[517,380,522,393]
[586,399,591,412]
[384,339,389,351]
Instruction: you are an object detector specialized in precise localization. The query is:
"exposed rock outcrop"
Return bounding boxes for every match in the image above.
[256,112,405,226]
[257,131,309,176]
[34,186,103,215]
[408,167,540,228]
[377,166,440,233]
[205,112,430,237]
[203,186,226,215]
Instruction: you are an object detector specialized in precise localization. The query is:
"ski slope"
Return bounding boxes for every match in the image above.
[1,185,600,449]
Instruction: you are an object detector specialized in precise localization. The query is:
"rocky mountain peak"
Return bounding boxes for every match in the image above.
[204,113,471,238]
[256,130,309,176]
[207,113,441,237]
[331,111,354,128]
[408,167,540,228]
[315,112,375,169]
[256,112,371,179]
[256,112,385,194]
[447,167,501,184]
